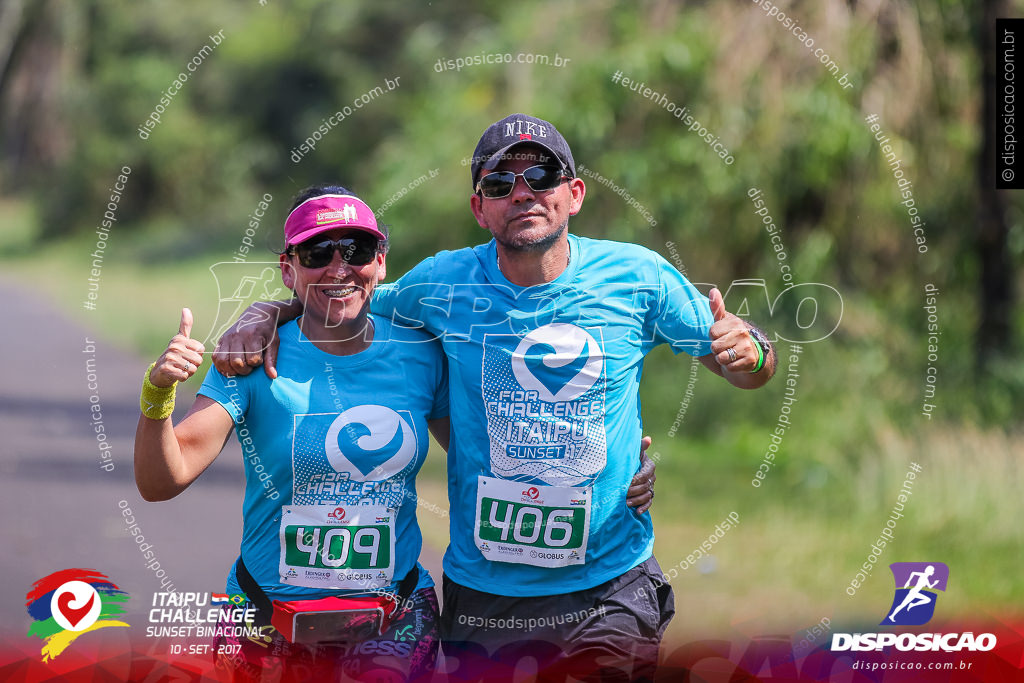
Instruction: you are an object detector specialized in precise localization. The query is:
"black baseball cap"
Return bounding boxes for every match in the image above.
[470,113,576,187]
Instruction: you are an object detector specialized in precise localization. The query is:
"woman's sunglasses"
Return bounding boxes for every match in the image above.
[475,165,568,199]
[289,234,381,269]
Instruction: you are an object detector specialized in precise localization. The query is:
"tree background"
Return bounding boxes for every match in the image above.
[1,0,1021,654]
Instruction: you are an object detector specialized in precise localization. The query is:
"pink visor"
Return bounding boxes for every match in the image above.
[283,194,384,245]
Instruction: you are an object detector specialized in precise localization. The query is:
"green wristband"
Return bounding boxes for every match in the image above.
[750,337,765,373]
[749,328,769,374]
[141,362,177,420]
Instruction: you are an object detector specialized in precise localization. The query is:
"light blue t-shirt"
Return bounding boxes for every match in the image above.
[372,233,713,596]
[199,316,448,602]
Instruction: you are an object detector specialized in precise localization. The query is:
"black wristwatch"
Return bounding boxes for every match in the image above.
[748,327,772,373]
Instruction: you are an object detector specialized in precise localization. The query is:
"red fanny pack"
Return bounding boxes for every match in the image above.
[270,594,399,645]
[234,557,417,646]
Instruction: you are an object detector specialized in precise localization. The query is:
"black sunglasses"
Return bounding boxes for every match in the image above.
[476,165,568,199]
[289,235,381,268]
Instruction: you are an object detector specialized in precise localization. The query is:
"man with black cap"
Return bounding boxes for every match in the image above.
[214,113,776,680]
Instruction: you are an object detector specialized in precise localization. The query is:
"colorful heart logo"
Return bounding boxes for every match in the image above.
[56,591,94,628]
[50,581,101,632]
[26,569,130,662]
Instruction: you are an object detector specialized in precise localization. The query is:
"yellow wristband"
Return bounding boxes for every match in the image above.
[141,362,177,420]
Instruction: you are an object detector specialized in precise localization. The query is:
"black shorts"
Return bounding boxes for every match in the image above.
[439,556,674,682]
[214,586,439,682]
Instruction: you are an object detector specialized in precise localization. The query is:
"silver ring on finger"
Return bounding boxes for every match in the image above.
[184,361,193,373]
[727,347,737,362]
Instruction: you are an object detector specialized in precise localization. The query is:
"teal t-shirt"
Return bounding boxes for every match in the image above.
[372,233,713,596]
[199,316,448,601]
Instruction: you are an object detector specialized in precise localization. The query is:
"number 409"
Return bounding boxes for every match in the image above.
[294,526,381,567]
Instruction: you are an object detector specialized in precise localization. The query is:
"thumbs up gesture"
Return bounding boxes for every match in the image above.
[708,288,757,372]
[149,308,206,388]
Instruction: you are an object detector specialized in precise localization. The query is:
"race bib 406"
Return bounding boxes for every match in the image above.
[474,477,590,567]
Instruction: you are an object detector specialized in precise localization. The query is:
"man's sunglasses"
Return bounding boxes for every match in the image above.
[476,165,568,199]
[289,235,382,268]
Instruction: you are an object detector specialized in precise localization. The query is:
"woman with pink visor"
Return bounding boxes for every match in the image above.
[134,185,447,681]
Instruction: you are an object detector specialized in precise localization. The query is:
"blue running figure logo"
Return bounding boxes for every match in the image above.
[882,562,949,626]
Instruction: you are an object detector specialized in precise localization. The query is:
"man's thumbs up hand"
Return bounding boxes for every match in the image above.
[709,287,729,323]
[708,288,758,372]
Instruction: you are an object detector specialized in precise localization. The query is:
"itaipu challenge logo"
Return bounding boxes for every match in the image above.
[25,569,129,661]
[882,562,949,626]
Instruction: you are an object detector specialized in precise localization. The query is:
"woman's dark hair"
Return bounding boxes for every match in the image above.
[282,183,390,252]
[289,184,353,212]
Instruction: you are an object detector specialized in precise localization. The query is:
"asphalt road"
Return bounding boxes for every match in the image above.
[0,277,442,635]
[0,277,247,631]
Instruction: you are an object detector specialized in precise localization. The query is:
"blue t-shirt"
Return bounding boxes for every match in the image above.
[372,233,713,596]
[198,316,448,602]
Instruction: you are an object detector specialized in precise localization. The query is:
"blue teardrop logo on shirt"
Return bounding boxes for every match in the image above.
[334,421,405,477]
[511,324,603,403]
[324,405,416,481]
[524,343,591,398]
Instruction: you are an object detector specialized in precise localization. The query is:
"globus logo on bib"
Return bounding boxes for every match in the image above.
[530,550,565,560]
[831,562,997,653]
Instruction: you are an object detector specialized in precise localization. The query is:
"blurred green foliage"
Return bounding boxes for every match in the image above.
[1,0,1021,624]
[2,0,1021,424]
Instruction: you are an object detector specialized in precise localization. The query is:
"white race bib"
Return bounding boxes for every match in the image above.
[473,476,590,568]
[279,504,395,590]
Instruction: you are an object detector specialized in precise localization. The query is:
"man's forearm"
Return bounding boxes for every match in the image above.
[258,297,303,327]
[212,297,304,377]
